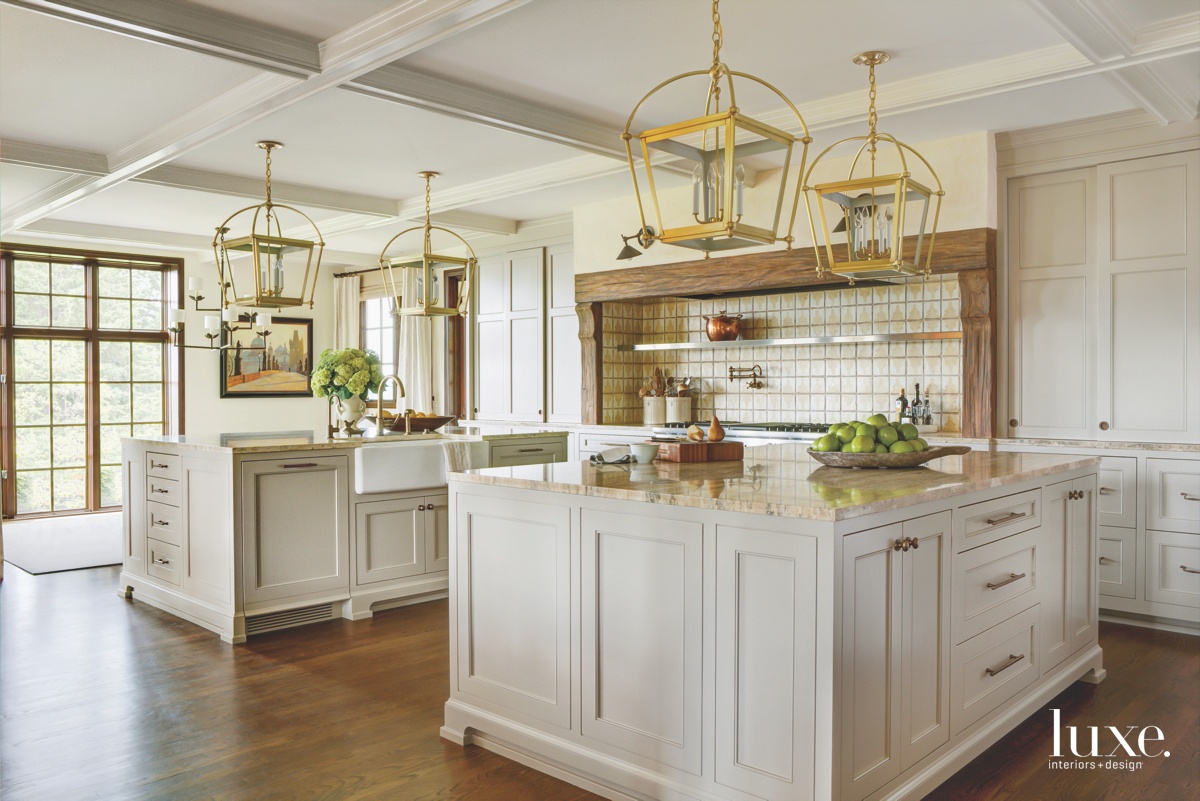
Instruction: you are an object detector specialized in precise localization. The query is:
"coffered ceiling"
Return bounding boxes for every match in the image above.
[1,0,1197,267]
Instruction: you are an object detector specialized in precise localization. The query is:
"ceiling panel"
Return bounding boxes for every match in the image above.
[189,0,400,41]
[168,88,590,197]
[0,5,262,154]
[0,163,77,210]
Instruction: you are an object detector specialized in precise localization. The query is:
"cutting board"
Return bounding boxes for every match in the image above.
[655,440,744,463]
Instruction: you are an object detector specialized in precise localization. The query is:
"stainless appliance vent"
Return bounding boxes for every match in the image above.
[245,603,334,636]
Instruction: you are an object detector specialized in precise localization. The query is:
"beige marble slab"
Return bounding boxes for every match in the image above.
[122,427,570,454]
[999,437,1200,453]
[451,443,1099,522]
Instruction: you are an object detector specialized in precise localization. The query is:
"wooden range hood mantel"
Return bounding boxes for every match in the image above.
[575,227,997,437]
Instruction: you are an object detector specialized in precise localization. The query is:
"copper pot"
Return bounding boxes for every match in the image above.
[703,310,742,341]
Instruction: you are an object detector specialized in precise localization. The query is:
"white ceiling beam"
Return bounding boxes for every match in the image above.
[1022,0,1199,123]
[2,0,320,76]
[1,0,533,237]
[18,218,215,252]
[429,210,518,235]
[0,139,108,175]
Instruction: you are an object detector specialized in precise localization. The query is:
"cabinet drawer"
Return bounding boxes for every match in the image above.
[1096,456,1137,528]
[146,501,182,547]
[146,451,181,480]
[578,432,649,456]
[952,605,1039,735]
[956,489,1041,553]
[147,538,181,586]
[953,529,1039,644]
[490,440,567,467]
[1147,458,1200,534]
[1098,525,1136,600]
[1145,530,1200,610]
[145,475,180,507]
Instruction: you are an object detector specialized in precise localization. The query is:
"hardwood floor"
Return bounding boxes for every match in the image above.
[1,564,1196,800]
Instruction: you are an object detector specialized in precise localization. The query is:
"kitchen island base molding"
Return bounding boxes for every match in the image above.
[443,643,1103,801]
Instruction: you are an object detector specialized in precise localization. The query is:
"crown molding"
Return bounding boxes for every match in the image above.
[995,109,1200,173]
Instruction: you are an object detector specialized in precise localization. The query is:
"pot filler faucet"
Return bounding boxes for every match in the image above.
[376,375,412,435]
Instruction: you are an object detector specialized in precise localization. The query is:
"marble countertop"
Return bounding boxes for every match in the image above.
[123,426,570,454]
[450,443,1100,522]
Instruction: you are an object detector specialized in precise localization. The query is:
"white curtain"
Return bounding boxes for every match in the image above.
[332,274,361,350]
[397,268,433,413]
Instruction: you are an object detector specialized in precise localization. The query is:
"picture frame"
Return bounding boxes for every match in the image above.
[219,316,314,398]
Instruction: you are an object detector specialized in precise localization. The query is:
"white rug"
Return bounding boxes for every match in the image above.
[2,512,123,574]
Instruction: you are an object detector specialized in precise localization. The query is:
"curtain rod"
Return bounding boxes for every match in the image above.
[332,266,379,278]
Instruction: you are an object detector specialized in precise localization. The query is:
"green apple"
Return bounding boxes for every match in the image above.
[874,443,888,453]
[866,413,890,428]
[910,437,929,452]
[898,423,920,441]
[877,425,899,447]
[827,423,843,434]
[850,435,875,453]
[855,423,877,440]
[836,425,857,444]
[889,441,914,454]
[813,434,840,452]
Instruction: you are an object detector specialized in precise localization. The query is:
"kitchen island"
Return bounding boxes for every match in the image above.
[118,426,568,643]
[443,445,1104,801]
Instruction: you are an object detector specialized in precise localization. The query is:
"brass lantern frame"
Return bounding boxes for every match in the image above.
[377,172,475,318]
[802,52,944,283]
[621,0,811,256]
[212,141,325,309]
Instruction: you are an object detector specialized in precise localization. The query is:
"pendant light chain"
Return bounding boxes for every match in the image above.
[867,61,878,167]
[711,0,723,70]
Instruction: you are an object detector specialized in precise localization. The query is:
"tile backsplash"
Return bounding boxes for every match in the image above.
[601,277,962,431]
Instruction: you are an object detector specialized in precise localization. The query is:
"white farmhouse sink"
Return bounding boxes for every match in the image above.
[354,440,447,494]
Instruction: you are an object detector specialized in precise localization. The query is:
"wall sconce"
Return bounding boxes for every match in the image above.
[616,227,656,260]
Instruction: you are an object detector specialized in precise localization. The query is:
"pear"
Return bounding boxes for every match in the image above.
[686,424,705,442]
[708,415,726,442]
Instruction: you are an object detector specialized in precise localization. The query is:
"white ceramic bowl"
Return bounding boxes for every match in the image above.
[629,443,660,463]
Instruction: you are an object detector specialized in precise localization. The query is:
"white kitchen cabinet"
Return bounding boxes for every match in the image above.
[1006,151,1200,444]
[1147,457,1200,535]
[354,492,449,584]
[1098,525,1137,600]
[715,524,819,801]
[472,244,581,423]
[423,493,449,573]
[840,511,951,801]
[1145,529,1200,610]
[581,508,704,775]
[241,455,350,606]
[1096,455,1137,529]
[1041,475,1097,672]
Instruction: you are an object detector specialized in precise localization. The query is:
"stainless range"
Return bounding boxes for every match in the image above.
[652,420,833,443]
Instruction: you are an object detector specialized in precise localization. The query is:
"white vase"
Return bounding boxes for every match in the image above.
[642,396,666,427]
[334,395,367,431]
[665,396,691,424]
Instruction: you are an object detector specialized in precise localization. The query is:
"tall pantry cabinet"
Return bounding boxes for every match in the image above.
[1007,149,1200,443]
[472,243,581,423]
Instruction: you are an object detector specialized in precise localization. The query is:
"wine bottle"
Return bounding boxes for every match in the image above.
[895,388,908,423]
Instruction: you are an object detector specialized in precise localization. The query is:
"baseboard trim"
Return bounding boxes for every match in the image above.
[1101,612,1200,636]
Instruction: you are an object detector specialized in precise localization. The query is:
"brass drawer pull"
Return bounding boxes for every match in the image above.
[985,511,1027,526]
[151,487,170,494]
[149,461,170,469]
[986,572,1026,590]
[1182,493,1200,502]
[1098,556,1115,565]
[281,463,319,469]
[1181,565,1200,575]
[152,519,170,527]
[985,653,1025,677]
[1098,487,1116,495]
[152,557,171,566]
[517,448,545,453]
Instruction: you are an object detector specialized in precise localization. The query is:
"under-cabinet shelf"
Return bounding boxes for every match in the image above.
[624,330,963,352]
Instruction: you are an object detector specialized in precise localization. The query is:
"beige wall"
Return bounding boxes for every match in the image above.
[574,131,996,275]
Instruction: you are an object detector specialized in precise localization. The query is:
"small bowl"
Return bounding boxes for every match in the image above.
[629,442,660,463]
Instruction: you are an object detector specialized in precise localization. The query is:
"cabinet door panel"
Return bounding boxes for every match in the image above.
[509,316,543,418]
[183,457,231,605]
[1147,458,1200,534]
[1068,477,1097,654]
[1098,525,1136,600]
[1145,530,1200,612]
[424,493,449,573]
[1096,456,1136,528]
[1012,275,1092,438]
[1040,479,1071,671]
[355,497,424,585]
[456,493,571,728]
[474,319,507,419]
[901,512,951,768]
[841,524,903,801]
[715,525,819,801]
[582,510,703,775]
[241,456,349,604]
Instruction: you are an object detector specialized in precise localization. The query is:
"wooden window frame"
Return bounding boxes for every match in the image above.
[0,243,185,520]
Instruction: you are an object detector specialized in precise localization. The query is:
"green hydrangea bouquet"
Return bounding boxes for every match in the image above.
[310,348,384,400]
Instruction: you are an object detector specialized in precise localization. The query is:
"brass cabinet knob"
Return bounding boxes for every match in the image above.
[909,536,919,550]
[417,504,426,511]
[1099,421,1110,431]
[1009,418,1019,428]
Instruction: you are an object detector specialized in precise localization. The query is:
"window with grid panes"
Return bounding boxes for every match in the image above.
[361,296,399,403]
[1,245,181,518]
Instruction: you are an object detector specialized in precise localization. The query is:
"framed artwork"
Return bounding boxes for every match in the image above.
[220,316,314,398]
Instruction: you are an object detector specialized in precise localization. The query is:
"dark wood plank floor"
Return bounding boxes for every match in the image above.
[1,565,1196,800]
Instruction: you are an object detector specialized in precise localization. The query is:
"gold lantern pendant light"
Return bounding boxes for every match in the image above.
[802,52,944,283]
[212,141,325,309]
[377,171,475,317]
[621,0,811,257]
